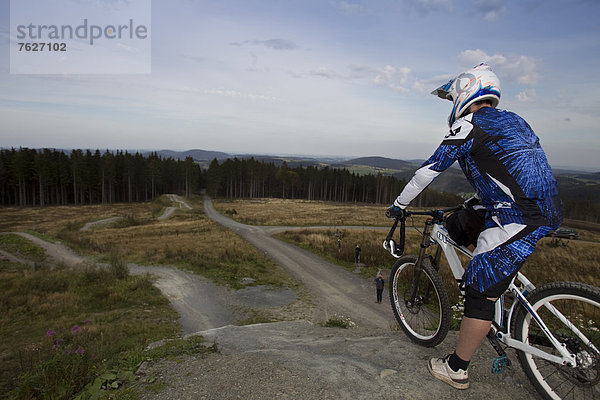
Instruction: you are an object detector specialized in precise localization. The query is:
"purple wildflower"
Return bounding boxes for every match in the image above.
[75,347,85,356]
[65,348,72,355]
[46,329,56,337]
[55,338,65,346]
[71,325,81,334]
[84,319,92,325]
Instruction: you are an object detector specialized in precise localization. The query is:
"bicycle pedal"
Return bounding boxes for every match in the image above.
[491,355,508,374]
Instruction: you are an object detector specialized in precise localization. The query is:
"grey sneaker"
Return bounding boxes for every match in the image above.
[428,355,469,389]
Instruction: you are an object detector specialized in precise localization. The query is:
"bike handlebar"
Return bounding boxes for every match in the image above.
[397,205,463,220]
[383,205,464,258]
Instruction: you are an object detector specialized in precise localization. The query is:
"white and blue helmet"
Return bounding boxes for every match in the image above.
[432,63,501,126]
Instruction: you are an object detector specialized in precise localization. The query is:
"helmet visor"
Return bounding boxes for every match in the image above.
[431,78,455,101]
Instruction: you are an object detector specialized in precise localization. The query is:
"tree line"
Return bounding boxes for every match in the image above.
[0,149,464,208]
[0,148,201,207]
[205,157,463,206]
[5,148,594,224]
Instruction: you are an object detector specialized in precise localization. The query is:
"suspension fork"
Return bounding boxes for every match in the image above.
[407,219,434,303]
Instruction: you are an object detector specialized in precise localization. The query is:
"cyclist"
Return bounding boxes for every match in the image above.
[387,63,562,390]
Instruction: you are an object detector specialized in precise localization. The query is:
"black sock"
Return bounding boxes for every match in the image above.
[448,352,470,372]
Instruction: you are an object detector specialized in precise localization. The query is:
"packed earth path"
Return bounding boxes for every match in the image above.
[1,196,542,399]
[151,196,538,400]
[202,196,392,329]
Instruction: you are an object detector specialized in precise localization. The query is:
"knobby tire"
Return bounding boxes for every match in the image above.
[512,281,600,400]
[389,255,451,347]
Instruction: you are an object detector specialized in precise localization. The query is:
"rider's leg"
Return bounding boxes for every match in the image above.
[453,223,539,366]
[455,315,493,362]
[452,287,497,367]
[431,224,553,388]
[428,276,497,389]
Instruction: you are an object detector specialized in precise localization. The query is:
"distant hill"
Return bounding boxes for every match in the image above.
[234,155,326,169]
[339,156,599,197]
[147,149,231,161]
[342,156,415,171]
[339,156,473,194]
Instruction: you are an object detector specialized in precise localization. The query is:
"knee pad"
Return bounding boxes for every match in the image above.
[463,286,496,321]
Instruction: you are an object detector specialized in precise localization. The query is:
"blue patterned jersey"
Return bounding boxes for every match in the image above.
[396,107,563,228]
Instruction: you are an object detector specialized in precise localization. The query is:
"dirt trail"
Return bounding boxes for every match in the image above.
[191,197,539,400]
[128,264,240,333]
[80,216,123,231]
[157,194,193,220]
[203,197,392,329]
[0,247,35,267]
[12,232,87,266]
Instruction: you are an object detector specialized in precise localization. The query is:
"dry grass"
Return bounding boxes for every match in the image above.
[214,198,390,226]
[277,224,600,291]
[0,196,305,398]
[0,196,299,290]
[71,210,297,288]
[0,261,180,399]
[0,202,157,237]
[524,237,600,287]
[214,198,600,289]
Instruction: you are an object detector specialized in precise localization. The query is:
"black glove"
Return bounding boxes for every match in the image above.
[386,205,406,219]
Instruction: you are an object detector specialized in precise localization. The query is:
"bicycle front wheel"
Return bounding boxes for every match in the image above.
[389,255,451,347]
[512,282,600,400]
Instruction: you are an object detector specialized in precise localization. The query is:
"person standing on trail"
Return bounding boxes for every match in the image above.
[374,273,385,303]
[386,63,562,390]
[355,244,361,264]
[336,229,343,251]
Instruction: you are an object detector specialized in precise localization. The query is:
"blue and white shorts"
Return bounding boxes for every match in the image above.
[464,223,553,296]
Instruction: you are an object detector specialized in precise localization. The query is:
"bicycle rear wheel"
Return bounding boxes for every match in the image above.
[389,255,451,347]
[512,282,600,400]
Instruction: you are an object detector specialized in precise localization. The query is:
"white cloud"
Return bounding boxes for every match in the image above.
[407,0,453,14]
[373,65,413,92]
[347,64,375,79]
[458,49,542,85]
[473,0,507,22]
[177,86,281,102]
[300,64,415,93]
[230,39,299,51]
[335,1,366,15]
[516,88,536,102]
[310,67,344,79]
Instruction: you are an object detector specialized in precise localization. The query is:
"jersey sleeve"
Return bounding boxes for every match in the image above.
[394,116,474,208]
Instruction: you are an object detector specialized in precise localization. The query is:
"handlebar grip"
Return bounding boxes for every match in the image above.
[386,207,407,220]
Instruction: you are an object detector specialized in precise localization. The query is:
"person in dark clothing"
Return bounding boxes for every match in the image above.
[355,244,361,264]
[374,273,385,303]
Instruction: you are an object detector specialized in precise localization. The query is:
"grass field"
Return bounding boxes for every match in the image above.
[212,198,600,242]
[275,226,600,287]
[0,259,195,400]
[0,196,299,290]
[214,197,600,285]
[213,198,391,227]
[0,196,302,399]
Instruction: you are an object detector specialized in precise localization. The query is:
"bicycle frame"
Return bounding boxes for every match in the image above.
[387,212,587,368]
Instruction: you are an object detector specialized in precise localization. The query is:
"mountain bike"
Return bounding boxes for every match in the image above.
[383,206,600,400]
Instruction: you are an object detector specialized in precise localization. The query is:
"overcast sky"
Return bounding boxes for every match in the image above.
[1,0,599,170]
